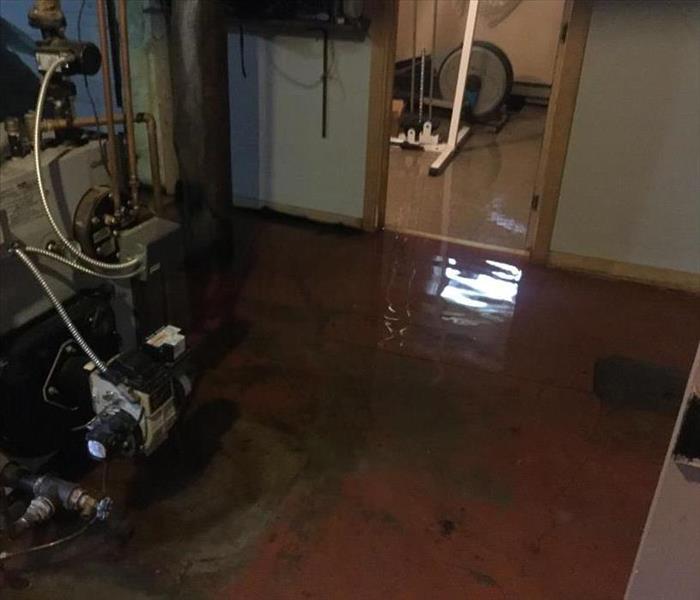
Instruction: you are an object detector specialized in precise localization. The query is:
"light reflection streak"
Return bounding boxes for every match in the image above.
[440,260,521,307]
[382,255,523,370]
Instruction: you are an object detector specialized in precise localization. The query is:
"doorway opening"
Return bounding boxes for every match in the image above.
[382,0,566,254]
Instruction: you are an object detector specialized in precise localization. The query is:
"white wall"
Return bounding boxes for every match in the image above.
[228,33,371,222]
[551,1,700,274]
[396,0,565,85]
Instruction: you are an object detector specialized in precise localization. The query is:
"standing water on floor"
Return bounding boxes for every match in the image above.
[2,211,699,599]
[382,235,522,370]
[385,105,546,250]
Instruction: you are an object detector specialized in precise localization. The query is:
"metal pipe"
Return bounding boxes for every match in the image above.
[117,0,139,208]
[41,113,163,214]
[419,48,425,125]
[409,0,417,115]
[428,0,438,123]
[447,0,479,147]
[96,0,121,216]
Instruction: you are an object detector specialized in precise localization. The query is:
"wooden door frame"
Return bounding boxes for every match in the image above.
[362,0,399,231]
[363,0,593,262]
[528,0,593,262]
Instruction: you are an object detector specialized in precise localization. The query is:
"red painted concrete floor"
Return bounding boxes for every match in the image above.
[4,210,699,599]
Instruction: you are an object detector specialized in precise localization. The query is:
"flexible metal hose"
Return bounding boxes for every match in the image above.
[0,517,96,563]
[23,246,139,280]
[11,248,108,373]
[34,57,140,272]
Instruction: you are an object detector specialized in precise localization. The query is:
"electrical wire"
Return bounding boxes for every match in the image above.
[269,38,338,89]
[239,25,247,79]
[429,0,438,123]
[22,246,140,280]
[33,57,140,273]
[11,248,109,373]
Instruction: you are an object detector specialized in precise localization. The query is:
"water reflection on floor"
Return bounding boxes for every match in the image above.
[385,105,546,250]
[382,238,523,371]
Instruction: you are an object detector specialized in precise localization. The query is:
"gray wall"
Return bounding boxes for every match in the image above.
[551,1,700,274]
[229,33,262,204]
[228,33,371,221]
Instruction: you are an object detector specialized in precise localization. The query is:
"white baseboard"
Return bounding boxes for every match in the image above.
[548,251,700,293]
[262,201,363,229]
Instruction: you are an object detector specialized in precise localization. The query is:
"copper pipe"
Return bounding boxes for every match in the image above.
[96,0,121,216]
[117,0,139,208]
[41,114,163,215]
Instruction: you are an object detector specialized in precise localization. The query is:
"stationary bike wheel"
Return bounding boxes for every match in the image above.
[437,41,513,120]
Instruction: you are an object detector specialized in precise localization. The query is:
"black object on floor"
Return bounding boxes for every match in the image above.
[593,356,686,414]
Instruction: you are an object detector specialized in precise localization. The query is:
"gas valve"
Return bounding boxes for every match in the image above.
[85,326,189,461]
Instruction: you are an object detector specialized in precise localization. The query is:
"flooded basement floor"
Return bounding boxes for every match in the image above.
[385,105,546,250]
[2,209,699,599]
